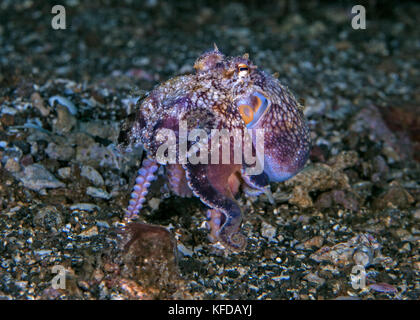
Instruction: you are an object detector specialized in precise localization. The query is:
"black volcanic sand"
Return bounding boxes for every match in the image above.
[0,1,419,299]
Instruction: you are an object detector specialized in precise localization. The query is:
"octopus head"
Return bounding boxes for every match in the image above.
[194,47,310,182]
[232,57,311,182]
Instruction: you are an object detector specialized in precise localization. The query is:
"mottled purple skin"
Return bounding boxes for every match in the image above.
[119,48,310,251]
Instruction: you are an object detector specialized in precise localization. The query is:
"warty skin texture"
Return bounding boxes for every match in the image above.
[119,47,310,251]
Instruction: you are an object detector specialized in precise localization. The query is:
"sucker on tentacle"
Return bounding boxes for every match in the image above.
[125,158,159,221]
[206,209,224,242]
[167,164,193,198]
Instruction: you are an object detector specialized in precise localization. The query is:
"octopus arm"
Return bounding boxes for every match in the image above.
[184,162,247,251]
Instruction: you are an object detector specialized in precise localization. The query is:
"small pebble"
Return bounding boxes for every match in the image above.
[70,203,100,212]
[86,186,112,200]
[57,167,71,179]
[4,158,21,173]
[49,95,77,115]
[16,164,65,192]
[261,221,277,242]
[81,165,104,186]
[79,226,99,238]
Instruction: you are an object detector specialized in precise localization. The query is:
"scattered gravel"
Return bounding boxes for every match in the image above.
[15,164,65,192]
[0,0,418,300]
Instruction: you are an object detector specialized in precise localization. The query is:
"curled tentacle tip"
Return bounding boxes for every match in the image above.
[227,232,247,252]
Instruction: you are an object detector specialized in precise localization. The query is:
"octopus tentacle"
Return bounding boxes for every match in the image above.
[125,158,159,220]
[218,204,246,251]
[241,173,274,204]
[206,209,224,242]
[206,207,246,251]
[242,184,265,197]
[167,164,192,198]
[184,163,247,251]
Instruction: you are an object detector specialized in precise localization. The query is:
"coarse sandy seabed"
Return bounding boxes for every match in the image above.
[0,0,418,300]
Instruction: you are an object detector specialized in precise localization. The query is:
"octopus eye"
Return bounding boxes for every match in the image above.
[237,63,249,73]
[238,105,254,125]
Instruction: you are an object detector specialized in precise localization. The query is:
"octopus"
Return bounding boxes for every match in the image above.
[118,46,310,252]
